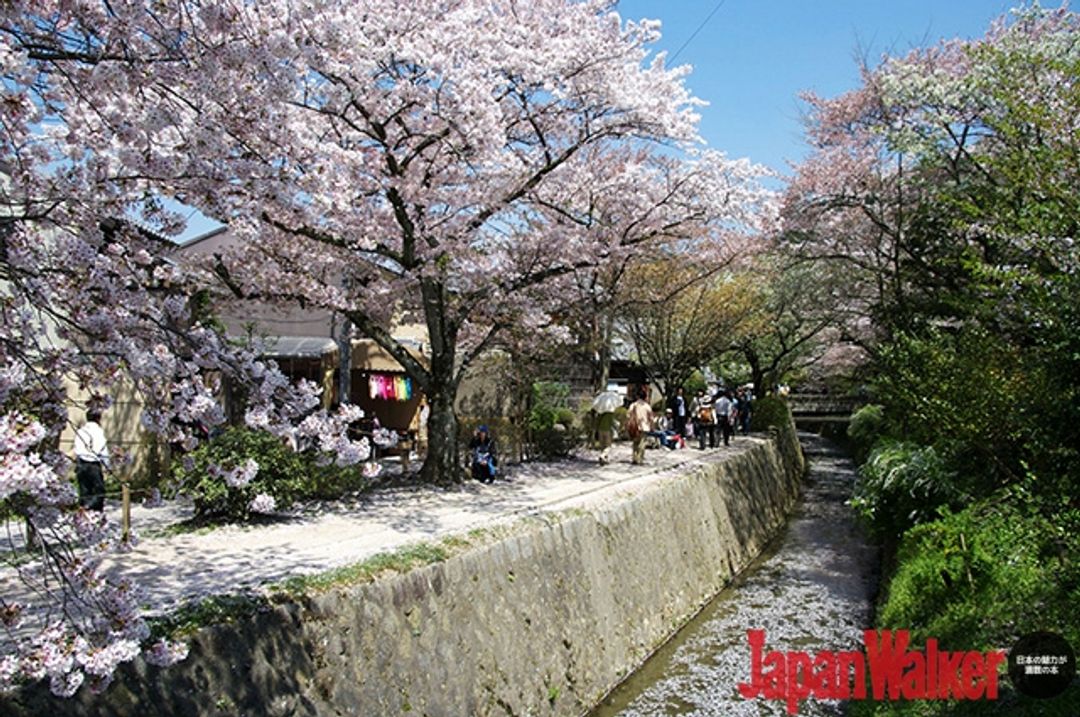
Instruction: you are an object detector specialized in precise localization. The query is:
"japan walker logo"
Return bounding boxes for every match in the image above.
[737,629,1007,714]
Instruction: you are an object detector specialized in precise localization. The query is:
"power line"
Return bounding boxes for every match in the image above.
[669,0,727,64]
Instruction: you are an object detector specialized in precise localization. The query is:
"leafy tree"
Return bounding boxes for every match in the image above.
[871,7,1079,497]
[618,258,756,400]
[786,11,1080,693]
[725,256,850,395]
[784,4,1080,503]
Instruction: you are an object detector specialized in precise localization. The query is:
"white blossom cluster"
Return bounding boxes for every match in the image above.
[0,0,779,698]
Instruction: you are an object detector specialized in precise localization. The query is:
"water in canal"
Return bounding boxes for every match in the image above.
[591,433,879,716]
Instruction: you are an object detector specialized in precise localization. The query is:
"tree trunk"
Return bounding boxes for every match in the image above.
[592,311,614,394]
[419,382,461,484]
[417,277,462,484]
[334,312,352,405]
[745,346,766,397]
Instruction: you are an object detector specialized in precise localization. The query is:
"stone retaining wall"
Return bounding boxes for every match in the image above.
[7,428,804,717]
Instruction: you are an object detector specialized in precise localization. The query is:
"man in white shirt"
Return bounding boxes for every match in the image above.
[74,409,109,511]
[714,390,735,447]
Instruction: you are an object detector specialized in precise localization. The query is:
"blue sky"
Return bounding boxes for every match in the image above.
[616,0,1022,174]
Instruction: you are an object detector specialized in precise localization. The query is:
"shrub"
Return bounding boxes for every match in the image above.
[554,407,576,429]
[579,410,598,447]
[879,497,1079,655]
[173,427,307,520]
[850,497,1080,714]
[531,424,582,459]
[173,427,374,521]
[525,381,582,459]
[526,381,571,433]
[749,395,790,432]
[303,462,373,501]
[847,403,887,464]
[849,441,961,541]
[747,396,803,475]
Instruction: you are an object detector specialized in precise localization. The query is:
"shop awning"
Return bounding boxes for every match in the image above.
[261,336,338,358]
[351,338,427,372]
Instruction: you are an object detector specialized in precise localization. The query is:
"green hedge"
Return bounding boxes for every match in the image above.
[749,395,790,432]
[172,427,371,522]
[852,495,1080,716]
[847,403,886,464]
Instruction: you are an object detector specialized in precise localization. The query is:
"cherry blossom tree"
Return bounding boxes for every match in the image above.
[0,2,357,697]
[780,72,922,349]
[0,212,367,695]
[782,4,1079,351]
[538,147,775,393]
[1,0,777,697]
[2,0,776,485]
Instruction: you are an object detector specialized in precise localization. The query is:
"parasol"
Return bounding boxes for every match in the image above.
[591,391,623,413]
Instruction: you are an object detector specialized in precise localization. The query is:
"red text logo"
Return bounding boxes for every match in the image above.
[738,629,1006,714]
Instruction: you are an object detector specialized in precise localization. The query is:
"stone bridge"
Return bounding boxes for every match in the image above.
[786,393,860,441]
[787,393,860,417]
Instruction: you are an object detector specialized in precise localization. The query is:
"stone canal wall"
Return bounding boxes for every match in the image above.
[8,428,804,717]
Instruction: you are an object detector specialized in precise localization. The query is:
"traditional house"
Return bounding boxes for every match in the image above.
[173,227,430,437]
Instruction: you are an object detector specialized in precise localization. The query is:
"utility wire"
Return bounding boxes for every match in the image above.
[669,0,727,63]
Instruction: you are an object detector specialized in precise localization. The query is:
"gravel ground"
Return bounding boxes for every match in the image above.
[67,438,764,614]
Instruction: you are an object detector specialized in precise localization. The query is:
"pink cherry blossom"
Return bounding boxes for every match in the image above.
[0,0,775,698]
[247,493,277,515]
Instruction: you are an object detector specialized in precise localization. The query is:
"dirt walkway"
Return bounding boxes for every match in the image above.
[17,440,764,615]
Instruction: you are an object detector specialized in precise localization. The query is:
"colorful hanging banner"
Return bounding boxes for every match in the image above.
[367,373,414,402]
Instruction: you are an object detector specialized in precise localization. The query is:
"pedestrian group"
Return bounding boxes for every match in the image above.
[598,384,754,467]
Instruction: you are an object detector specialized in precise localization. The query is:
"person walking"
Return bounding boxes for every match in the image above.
[627,389,654,466]
[597,409,615,464]
[73,409,109,511]
[591,390,622,465]
[667,387,689,439]
[690,389,716,449]
[714,390,735,447]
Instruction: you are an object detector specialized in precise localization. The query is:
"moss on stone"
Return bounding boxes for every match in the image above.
[272,542,451,597]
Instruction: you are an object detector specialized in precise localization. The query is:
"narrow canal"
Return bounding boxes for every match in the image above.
[591,433,879,716]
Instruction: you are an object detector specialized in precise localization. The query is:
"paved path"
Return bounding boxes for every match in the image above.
[102,439,763,614]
